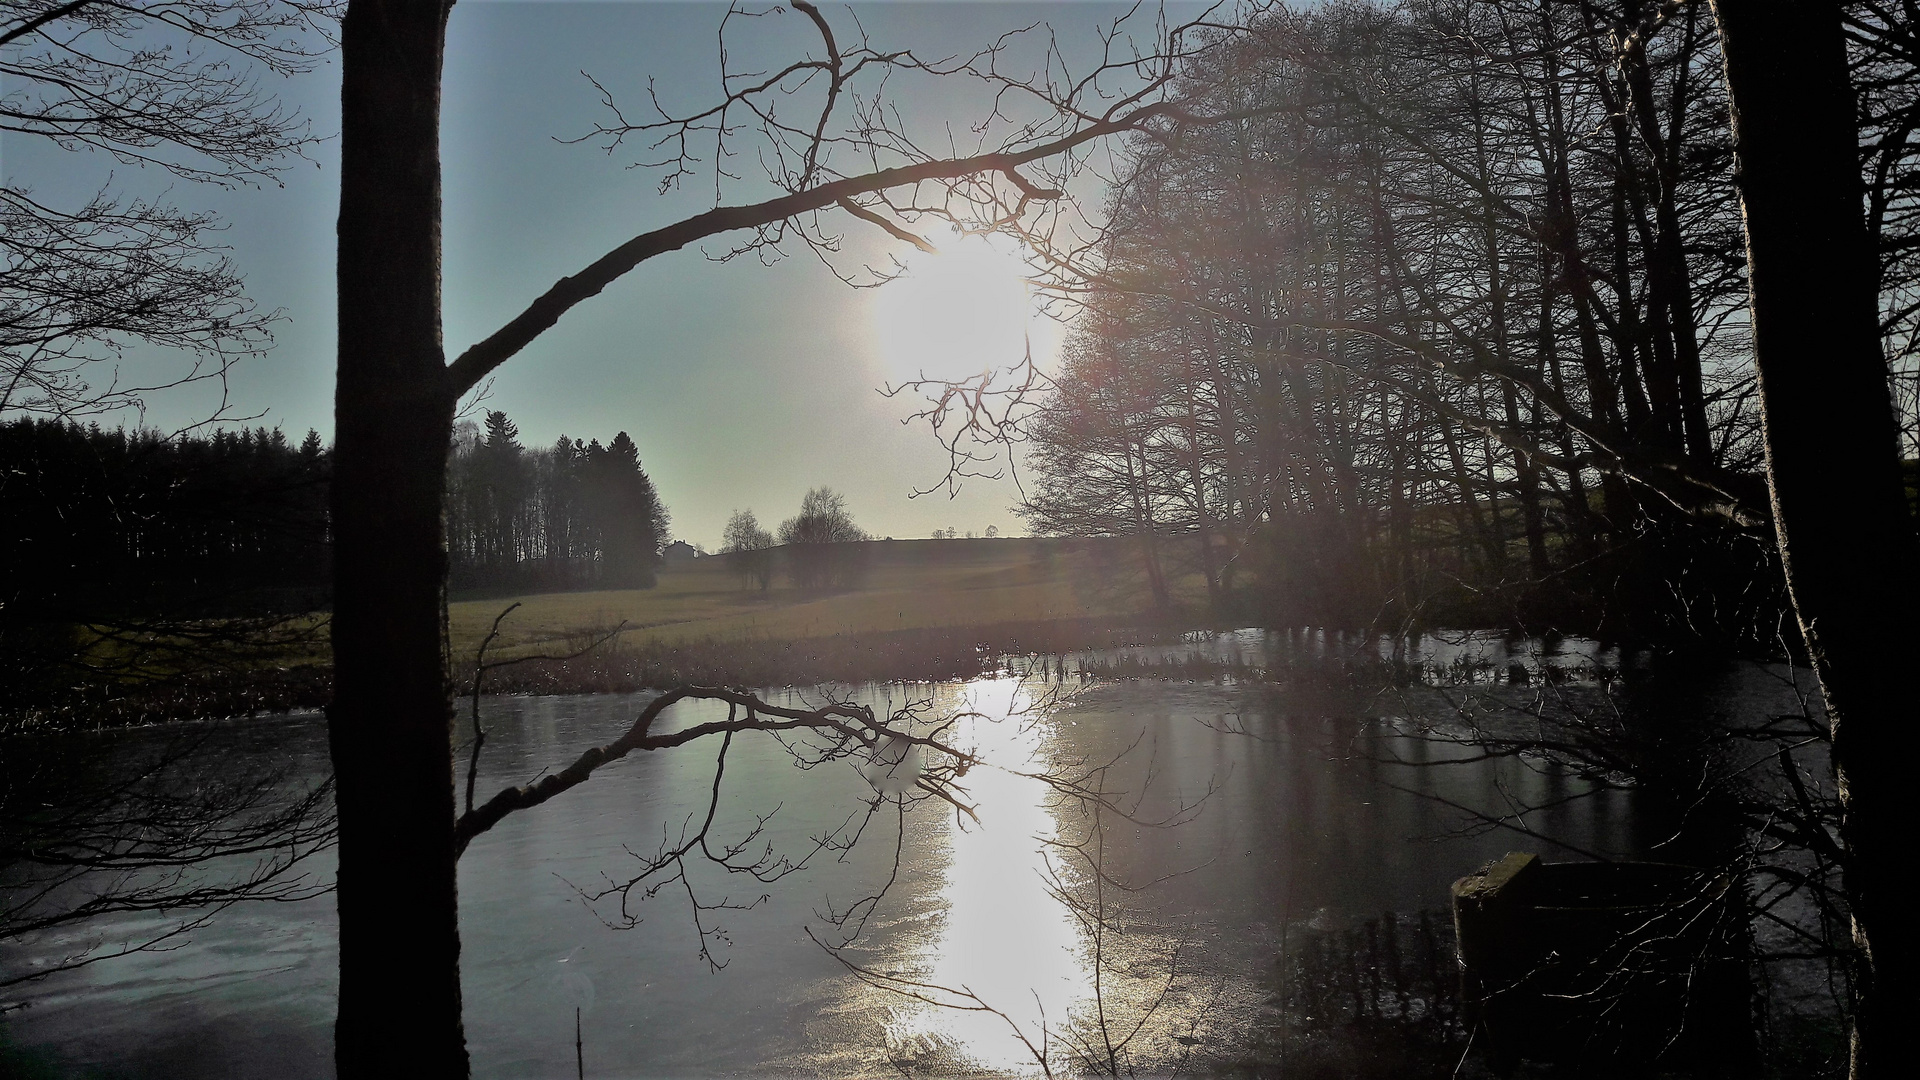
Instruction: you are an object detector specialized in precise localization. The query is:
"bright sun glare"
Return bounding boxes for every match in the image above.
[889,677,1094,1073]
[870,232,1048,384]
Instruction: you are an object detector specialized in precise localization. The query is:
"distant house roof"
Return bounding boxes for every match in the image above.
[662,540,700,563]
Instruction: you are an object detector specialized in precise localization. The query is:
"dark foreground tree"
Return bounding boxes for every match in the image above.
[1711,2,1920,1076]
[328,2,1252,1074]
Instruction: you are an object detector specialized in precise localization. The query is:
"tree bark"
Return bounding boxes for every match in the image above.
[331,0,465,1075]
[1711,3,1919,1077]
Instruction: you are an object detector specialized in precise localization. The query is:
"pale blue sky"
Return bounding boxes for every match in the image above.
[2,2,1197,546]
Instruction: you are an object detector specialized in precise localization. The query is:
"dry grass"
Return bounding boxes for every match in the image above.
[447,537,1193,661]
[6,539,1199,729]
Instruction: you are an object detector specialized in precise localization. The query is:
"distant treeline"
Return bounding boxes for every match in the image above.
[0,418,331,621]
[445,411,668,593]
[0,411,670,620]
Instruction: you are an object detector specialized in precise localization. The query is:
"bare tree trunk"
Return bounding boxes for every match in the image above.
[1539,122,1637,537]
[1608,172,1657,438]
[1501,379,1550,578]
[1387,396,1415,598]
[1121,436,1172,611]
[1181,376,1222,608]
[1620,0,1715,467]
[1712,3,1919,1076]
[331,0,467,1075]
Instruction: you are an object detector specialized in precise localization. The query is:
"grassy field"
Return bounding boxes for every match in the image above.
[6,538,1189,729]
[446,536,1185,660]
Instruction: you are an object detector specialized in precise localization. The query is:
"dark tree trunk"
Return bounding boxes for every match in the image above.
[1123,439,1172,610]
[331,0,466,1075]
[1712,3,1919,1077]
[1501,381,1550,579]
[1621,0,1716,468]
[1545,150,1635,536]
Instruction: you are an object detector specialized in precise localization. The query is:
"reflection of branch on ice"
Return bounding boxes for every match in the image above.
[809,926,1064,1078]
[460,669,1224,1053]
[812,735,1223,1077]
[1,724,336,991]
[461,682,1040,969]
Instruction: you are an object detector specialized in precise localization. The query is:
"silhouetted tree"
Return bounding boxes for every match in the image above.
[324,1,1246,1071]
[778,486,869,589]
[721,509,775,592]
[1712,2,1920,1074]
[1005,0,1920,641]
[0,418,331,709]
[443,415,668,593]
[778,486,867,545]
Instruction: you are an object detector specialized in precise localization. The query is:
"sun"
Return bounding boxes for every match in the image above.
[870,232,1043,384]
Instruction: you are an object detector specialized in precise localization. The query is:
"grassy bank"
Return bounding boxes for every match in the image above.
[5,538,1193,730]
[446,536,1192,658]
[451,537,1195,696]
[475,617,1187,696]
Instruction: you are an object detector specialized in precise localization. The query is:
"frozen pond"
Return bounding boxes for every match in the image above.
[0,639,1806,1077]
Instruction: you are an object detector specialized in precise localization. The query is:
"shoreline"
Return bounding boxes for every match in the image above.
[0,616,1188,734]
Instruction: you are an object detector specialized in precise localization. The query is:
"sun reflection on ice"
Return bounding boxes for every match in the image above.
[898,676,1093,1074]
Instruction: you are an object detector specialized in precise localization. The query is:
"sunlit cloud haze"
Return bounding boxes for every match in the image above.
[0,1,1187,546]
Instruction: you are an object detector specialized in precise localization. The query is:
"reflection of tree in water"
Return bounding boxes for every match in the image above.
[1249,911,1466,1079]
[0,725,336,990]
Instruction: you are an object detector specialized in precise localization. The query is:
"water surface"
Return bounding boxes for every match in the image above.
[1,636,1805,1077]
